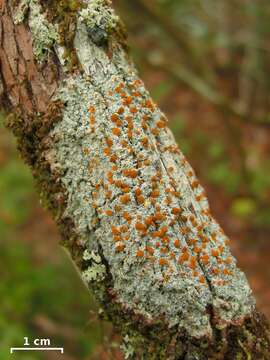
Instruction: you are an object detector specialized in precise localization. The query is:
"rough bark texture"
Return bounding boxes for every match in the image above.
[0,0,269,358]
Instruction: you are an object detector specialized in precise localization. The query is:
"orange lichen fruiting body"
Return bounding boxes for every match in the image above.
[119,194,131,204]
[88,105,95,113]
[200,253,209,265]
[145,216,154,226]
[199,275,206,284]
[159,258,168,266]
[123,169,138,178]
[137,195,145,204]
[178,252,190,263]
[110,154,117,163]
[136,249,144,258]
[111,114,120,123]
[111,226,120,235]
[156,119,166,129]
[134,188,141,196]
[146,246,155,255]
[112,127,121,136]
[135,222,147,232]
[189,256,197,270]
[123,211,132,221]
[150,190,160,198]
[171,207,181,215]
[116,244,125,252]
[174,239,181,248]
[211,249,220,258]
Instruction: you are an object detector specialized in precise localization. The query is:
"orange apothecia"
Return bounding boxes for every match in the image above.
[193,246,201,254]
[196,194,205,202]
[223,268,231,276]
[191,180,199,189]
[174,239,181,248]
[111,113,121,124]
[211,267,220,275]
[153,212,165,222]
[141,137,149,149]
[89,115,95,126]
[123,211,132,221]
[137,195,145,204]
[199,275,206,284]
[211,249,220,258]
[130,107,138,114]
[122,187,130,193]
[123,169,138,178]
[134,188,141,196]
[187,238,196,246]
[146,246,155,255]
[159,258,168,266]
[106,137,113,147]
[178,252,190,263]
[88,105,95,113]
[145,216,154,227]
[171,207,181,215]
[161,236,169,244]
[181,227,189,235]
[119,225,128,233]
[116,244,125,252]
[119,194,131,204]
[110,154,117,163]
[150,190,160,198]
[189,256,197,270]
[136,249,144,258]
[159,226,168,236]
[135,222,147,232]
[156,119,166,129]
[111,226,120,235]
[123,96,132,106]
[224,257,233,265]
[112,128,121,136]
[117,107,125,114]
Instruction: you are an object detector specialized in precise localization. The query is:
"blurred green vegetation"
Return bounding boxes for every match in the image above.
[1,0,270,358]
[0,121,106,359]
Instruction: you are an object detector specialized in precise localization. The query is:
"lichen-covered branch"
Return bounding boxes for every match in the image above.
[0,0,269,359]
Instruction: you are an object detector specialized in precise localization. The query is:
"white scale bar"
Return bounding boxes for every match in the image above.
[10,347,64,354]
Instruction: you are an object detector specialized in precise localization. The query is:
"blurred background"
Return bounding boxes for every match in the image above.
[1,0,270,358]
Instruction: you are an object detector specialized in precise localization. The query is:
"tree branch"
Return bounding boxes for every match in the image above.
[0,0,269,358]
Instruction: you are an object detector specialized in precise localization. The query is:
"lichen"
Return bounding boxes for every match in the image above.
[78,0,119,45]
[48,39,254,340]
[121,335,135,359]
[82,264,106,282]
[14,0,59,63]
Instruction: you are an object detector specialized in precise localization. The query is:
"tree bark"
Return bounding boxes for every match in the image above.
[0,0,269,358]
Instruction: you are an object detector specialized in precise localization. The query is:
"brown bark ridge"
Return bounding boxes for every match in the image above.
[0,0,269,358]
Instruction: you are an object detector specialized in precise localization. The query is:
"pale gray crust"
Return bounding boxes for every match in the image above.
[47,13,254,339]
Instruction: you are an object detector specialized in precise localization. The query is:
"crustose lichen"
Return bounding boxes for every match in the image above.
[82,249,106,283]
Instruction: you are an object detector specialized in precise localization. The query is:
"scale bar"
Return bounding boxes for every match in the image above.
[10,347,64,354]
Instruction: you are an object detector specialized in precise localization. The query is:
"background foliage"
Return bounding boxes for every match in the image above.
[1,0,270,358]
